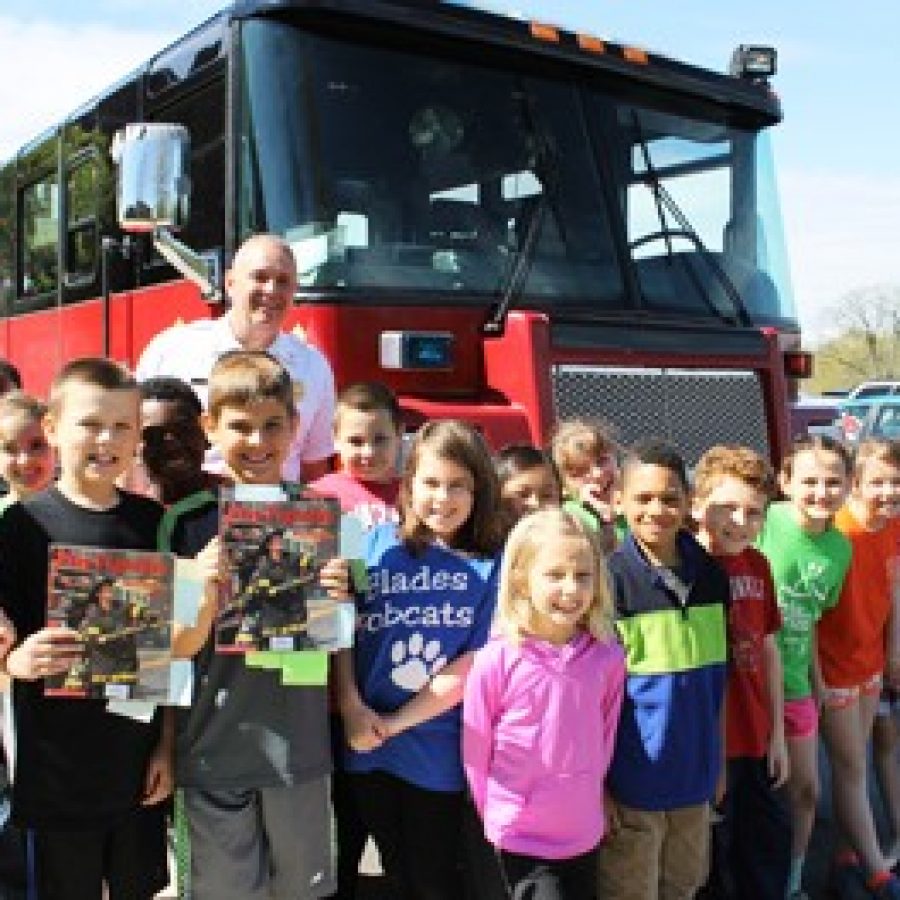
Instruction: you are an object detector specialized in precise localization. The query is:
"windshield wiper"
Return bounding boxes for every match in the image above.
[482,90,560,336]
[631,112,752,328]
[482,184,550,336]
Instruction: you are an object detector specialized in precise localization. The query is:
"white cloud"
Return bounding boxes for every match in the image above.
[0,16,176,159]
[779,168,900,342]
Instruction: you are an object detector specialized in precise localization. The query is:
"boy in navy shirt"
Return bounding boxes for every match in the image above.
[597,441,729,900]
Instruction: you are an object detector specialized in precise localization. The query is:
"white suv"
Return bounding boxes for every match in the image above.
[848,381,900,400]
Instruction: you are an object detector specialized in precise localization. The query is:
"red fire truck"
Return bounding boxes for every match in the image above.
[0,0,807,462]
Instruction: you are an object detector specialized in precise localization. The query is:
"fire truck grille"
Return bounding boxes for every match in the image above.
[551,365,769,466]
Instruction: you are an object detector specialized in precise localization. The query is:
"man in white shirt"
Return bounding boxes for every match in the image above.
[136,234,335,481]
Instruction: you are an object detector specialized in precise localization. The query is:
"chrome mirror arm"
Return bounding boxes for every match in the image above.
[153,227,222,303]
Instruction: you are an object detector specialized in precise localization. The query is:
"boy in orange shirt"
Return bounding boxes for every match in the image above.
[818,438,900,898]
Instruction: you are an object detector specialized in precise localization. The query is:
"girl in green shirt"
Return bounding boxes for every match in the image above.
[757,435,852,900]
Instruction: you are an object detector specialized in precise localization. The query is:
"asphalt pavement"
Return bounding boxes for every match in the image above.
[349,743,894,900]
[153,740,895,899]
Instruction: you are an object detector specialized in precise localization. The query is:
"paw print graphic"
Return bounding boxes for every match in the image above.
[389,632,447,692]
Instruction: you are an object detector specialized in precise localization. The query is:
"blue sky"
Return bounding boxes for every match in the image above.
[1,1,898,341]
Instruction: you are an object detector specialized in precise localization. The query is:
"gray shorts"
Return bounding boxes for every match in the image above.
[183,777,335,900]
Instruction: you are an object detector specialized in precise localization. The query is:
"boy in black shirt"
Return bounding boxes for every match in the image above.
[0,358,172,899]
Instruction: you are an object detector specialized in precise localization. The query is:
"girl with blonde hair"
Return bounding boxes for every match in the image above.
[463,509,625,899]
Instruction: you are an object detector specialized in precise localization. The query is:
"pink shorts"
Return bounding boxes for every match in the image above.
[784,697,819,739]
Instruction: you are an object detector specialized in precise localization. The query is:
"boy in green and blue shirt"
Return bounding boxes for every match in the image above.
[597,440,729,900]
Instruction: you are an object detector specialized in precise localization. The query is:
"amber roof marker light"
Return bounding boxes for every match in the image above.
[576,34,606,54]
[529,21,560,43]
[622,46,649,65]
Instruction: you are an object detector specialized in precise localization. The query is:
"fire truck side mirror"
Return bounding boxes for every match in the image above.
[111,123,191,234]
[110,123,221,301]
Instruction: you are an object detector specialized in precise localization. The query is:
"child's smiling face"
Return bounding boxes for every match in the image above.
[526,534,595,645]
[500,465,562,521]
[409,449,474,543]
[334,407,400,484]
[563,449,618,502]
[693,475,767,556]
[852,455,900,528]
[618,462,688,561]
[781,448,850,533]
[0,413,53,498]
[140,398,206,491]
[46,384,139,497]
[204,400,294,485]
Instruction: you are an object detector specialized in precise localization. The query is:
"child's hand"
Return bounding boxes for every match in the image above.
[344,701,387,752]
[714,767,727,807]
[767,727,790,789]
[579,483,614,522]
[320,557,351,601]
[5,627,83,681]
[0,610,16,659]
[195,537,221,588]
[604,793,621,837]
[141,744,174,806]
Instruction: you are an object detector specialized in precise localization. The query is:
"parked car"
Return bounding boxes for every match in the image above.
[858,398,900,442]
[848,381,900,400]
[836,398,874,443]
[836,396,900,444]
[790,397,841,439]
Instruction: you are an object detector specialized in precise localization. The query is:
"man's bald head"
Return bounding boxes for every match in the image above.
[230,234,295,274]
[224,234,298,351]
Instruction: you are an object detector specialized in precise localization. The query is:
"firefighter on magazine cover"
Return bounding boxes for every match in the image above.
[234,529,317,649]
[67,577,159,693]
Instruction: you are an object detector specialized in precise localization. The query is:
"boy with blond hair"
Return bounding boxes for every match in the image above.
[0,358,171,899]
[161,350,347,900]
[693,444,790,900]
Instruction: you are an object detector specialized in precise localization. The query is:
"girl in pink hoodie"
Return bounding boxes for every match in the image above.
[463,508,625,899]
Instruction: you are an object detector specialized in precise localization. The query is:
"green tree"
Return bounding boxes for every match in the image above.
[808,284,900,393]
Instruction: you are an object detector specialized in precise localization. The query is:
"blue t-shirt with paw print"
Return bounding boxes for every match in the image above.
[346,523,499,791]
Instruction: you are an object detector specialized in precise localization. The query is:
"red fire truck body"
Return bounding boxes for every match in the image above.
[0,1,802,462]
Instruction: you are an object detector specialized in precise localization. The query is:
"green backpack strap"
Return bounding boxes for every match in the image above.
[157,490,217,552]
[158,489,216,899]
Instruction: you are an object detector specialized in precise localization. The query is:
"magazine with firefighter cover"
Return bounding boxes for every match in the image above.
[217,488,345,653]
[45,546,175,701]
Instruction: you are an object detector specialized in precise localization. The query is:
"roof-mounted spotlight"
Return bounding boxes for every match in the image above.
[729,45,777,83]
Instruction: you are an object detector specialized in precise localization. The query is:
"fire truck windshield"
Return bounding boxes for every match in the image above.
[237,19,796,328]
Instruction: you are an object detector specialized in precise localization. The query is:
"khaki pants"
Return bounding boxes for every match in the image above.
[597,801,710,900]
